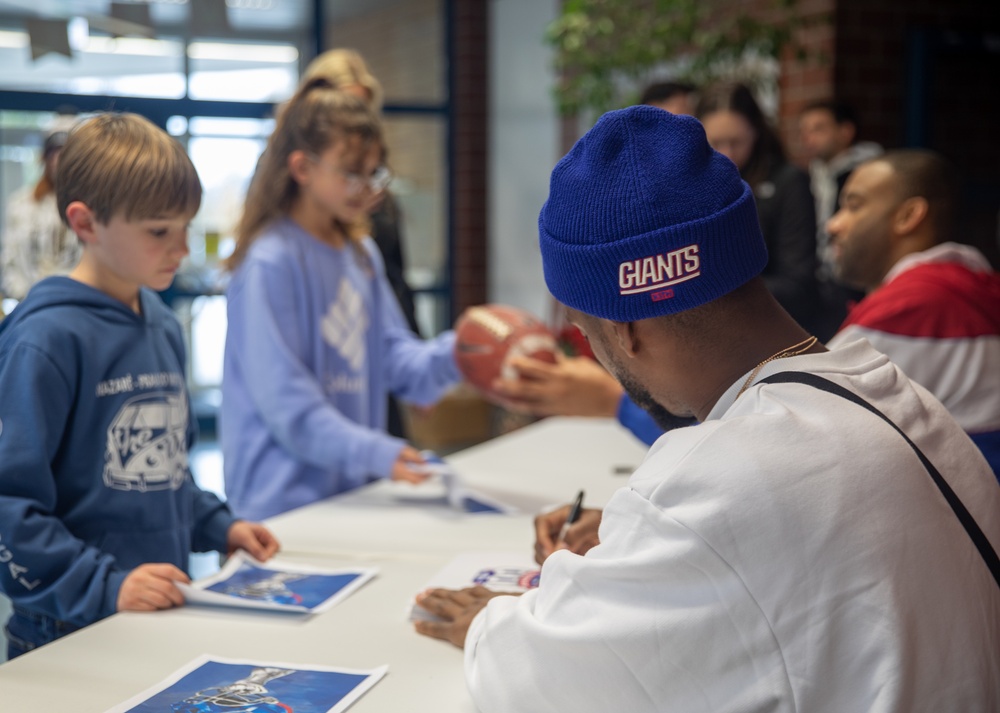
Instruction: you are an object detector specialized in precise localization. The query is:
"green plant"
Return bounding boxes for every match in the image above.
[546,0,817,117]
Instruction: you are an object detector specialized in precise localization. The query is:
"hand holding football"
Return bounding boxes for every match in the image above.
[454,304,559,399]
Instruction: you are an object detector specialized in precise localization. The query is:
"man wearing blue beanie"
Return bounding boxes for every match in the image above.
[415,106,1000,711]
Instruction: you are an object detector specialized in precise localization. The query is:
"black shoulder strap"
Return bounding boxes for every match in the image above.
[759,370,1000,588]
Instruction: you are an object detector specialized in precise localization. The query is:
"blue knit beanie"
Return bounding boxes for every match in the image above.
[539,105,767,321]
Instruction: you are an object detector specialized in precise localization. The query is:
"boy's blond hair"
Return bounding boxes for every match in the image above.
[56,113,202,226]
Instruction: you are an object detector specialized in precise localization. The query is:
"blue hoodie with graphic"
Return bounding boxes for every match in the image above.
[0,277,234,635]
[221,218,461,520]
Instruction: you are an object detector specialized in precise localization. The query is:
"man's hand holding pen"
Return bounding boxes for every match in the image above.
[534,492,603,564]
[415,492,604,649]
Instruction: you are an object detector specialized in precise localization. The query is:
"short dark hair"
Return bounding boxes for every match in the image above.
[802,99,860,133]
[877,149,960,241]
[640,81,697,106]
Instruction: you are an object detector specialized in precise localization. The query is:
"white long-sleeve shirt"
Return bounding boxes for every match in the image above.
[465,338,1000,712]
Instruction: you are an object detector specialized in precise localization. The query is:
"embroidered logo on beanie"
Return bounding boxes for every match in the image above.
[618,244,701,296]
[538,105,768,321]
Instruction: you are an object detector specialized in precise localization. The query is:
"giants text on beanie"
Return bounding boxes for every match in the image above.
[538,105,768,321]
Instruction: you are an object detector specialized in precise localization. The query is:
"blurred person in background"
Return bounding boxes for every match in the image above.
[301,49,420,338]
[826,149,1000,478]
[639,80,697,116]
[697,82,822,336]
[2,125,80,302]
[799,99,883,251]
[799,99,882,338]
[300,48,421,440]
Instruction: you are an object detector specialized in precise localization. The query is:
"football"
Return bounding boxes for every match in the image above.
[454,304,559,398]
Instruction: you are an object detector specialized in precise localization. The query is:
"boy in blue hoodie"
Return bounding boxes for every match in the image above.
[0,113,279,660]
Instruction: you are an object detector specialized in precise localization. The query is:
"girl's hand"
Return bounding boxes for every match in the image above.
[391,445,431,484]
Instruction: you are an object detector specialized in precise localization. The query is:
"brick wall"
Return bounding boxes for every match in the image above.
[834,0,1000,263]
[450,0,490,316]
[327,0,490,322]
[735,0,1000,261]
[777,0,837,164]
[834,0,999,149]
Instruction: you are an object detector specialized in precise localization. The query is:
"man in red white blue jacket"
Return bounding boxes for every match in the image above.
[826,149,1000,478]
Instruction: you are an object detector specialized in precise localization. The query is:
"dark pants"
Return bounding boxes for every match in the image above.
[387,395,408,440]
[5,606,80,660]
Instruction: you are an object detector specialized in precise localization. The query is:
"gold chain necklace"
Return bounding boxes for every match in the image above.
[736,335,819,398]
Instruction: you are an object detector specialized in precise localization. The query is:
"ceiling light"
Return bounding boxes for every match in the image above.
[188,41,297,63]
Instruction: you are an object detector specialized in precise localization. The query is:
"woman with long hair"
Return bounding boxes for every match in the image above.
[697,82,822,332]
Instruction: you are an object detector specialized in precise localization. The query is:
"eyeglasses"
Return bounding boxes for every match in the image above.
[308,154,392,194]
